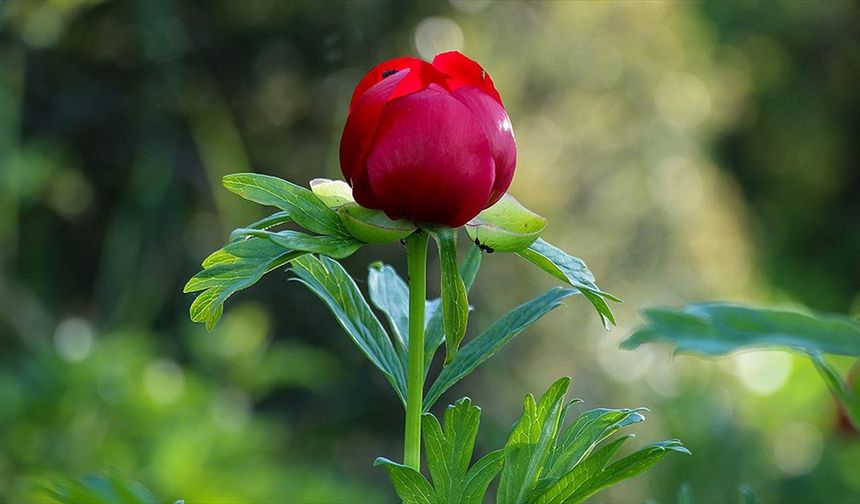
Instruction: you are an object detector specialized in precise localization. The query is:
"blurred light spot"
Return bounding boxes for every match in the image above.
[646,355,682,398]
[254,69,301,126]
[185,211,223,259]
[742,35,789,91]
[647,156,704,215]
[570,38,624,90]
[598,338,653,384]
[414,17,463,61]
[210,388,251,431]
[218,304,270,357]
[255,41,302,77]
[839,445,860,491]
[772,421,823,476]
[54,317,94,363]
[21,4,63,48]
[450,0,492,14]
[143,359,185,404]
[734,351,792,395]
[48,169,94,218]
[714,384,736,420]
[655,72,711,129]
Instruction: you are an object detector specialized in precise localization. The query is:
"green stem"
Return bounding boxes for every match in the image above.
[404,230,429,470]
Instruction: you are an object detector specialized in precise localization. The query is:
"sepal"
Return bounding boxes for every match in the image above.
[465,194,546,252]
[310,178,354,208]
[338,202,417,244]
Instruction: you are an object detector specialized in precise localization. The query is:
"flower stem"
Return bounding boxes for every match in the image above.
[404,230,429,470]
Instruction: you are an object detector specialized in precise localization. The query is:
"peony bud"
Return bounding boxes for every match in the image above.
[340,51,516,227]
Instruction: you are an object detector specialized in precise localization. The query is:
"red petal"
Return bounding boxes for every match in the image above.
[361,87,495,227]
[340,69,411,191]
[432,51,503,105]
[451,86,516,205]
[349,57,447,113]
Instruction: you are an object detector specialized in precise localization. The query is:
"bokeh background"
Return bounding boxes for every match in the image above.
[1,1,859,502]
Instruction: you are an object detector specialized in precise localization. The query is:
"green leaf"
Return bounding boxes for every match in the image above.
[424,246,480,372]
[564,440,690,503]
[424,245,482,374]
[374,458,435,504]
[544,408,646,481]
[381,396,503,504]
[230,228,361,259]
[473,379,686,504]
[424,288,577,410]
[811,353,860,431]
[517,238,619,329]
[461,449,505,504]
[458,244,483,290]
[309,178,354,208]
[423,398,483,503]
[431,228,469,365]
[228,211,292,242]
[621,302,860,357]
[184,237,303,330]
[368,262,411,351]
[466,193,547,252]
[291,255,407,403]
[338,202,417,244]
[497,377,570,504]
[223,173,349,237]
[367,261,446,353]
[47,472,161,504]
[532,434,633,504]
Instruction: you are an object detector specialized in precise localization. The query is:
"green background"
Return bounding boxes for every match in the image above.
[1,1,858,502]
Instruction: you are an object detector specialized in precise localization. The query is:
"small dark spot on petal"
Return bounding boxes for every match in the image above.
[382,69,398,78]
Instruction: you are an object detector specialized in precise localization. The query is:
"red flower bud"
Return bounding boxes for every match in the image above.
[340,51,516,227]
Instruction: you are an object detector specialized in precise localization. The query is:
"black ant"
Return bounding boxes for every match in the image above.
[474,237,494,254]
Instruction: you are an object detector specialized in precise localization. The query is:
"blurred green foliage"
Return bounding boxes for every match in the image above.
[1,1,858,503]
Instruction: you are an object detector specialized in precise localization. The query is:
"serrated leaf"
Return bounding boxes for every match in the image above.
[309,178,354,208]
[461,449,505,504]
[533,434,633,504]
[431,228,469,364]
[424,288,577,410]
[424,245,482,374]
[622,302,860,357]
[184,237,303,330]
[228,211,292,242]
[338,202,416,243]
[466,193,547,252]
[497,378,570,504]
[517,238,619,329]
[291,255,407,404]
[563,440,690,503]
[374,458,435,504]
[423,398,482,503]
[223,173,348,237]
[544,408,647,481]
[230,228,361,259]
